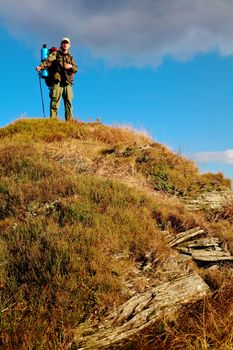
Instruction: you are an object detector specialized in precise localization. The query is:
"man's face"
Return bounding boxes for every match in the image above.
[61,40,70,50]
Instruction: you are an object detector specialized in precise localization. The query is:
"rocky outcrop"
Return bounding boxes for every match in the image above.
[72,273,209,350]
[162,227,233,264]
[183,190,233,211]
[71,225,233,350]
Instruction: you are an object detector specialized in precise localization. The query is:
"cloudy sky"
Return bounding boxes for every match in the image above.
[0,0,233,181]
[2,0,233,66]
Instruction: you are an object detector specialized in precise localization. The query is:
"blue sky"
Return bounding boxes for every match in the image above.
[0,0,233,182]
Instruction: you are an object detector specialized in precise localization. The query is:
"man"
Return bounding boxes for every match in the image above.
[36,37,78,121]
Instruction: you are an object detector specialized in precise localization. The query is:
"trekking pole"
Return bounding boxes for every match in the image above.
[38,73,46,118]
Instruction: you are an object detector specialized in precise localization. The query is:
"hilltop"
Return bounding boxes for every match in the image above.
[0,118,233,350]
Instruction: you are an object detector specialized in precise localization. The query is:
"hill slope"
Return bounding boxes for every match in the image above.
[0,119,233,350]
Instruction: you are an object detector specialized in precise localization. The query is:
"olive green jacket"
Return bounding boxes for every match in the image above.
[40,49,78,85]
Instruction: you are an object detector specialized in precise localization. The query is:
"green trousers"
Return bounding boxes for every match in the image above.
[50,82,74,121]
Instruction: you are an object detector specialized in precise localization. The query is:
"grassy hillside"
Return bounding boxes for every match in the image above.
[0,118,233,349]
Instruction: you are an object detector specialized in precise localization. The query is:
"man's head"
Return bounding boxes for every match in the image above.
[61,37,71,52]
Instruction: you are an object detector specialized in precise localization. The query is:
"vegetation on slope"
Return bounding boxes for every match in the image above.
[131,268,233,350]
[1,118,230,197]
[0,118,232,349]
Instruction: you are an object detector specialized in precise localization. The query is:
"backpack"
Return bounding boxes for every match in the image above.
[44,47,58,87]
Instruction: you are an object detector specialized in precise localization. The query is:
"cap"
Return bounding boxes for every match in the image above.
[61,37,70,44]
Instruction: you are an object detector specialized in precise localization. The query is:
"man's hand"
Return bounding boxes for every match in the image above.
[36,66,42,72]
[65,64,72,69]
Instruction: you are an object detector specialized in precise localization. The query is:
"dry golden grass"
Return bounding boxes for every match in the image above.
[1,119,230,197]
[0,119,232,349]
[215,201,233,224]
[0,118,151,146]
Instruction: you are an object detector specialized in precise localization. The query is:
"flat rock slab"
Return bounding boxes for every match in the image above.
[72,273,209,349]
[166,227,205,247]
[178,237,220,249]
[191,250,233,262]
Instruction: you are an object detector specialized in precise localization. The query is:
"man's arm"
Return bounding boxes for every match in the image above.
[65,56,78,74]
[36,51,57,72]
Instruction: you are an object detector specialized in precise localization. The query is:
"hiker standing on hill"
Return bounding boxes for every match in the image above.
[36,37,78,121]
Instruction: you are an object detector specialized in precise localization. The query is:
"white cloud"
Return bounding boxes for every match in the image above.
[1,0,233,67]
[194,149,233,165]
